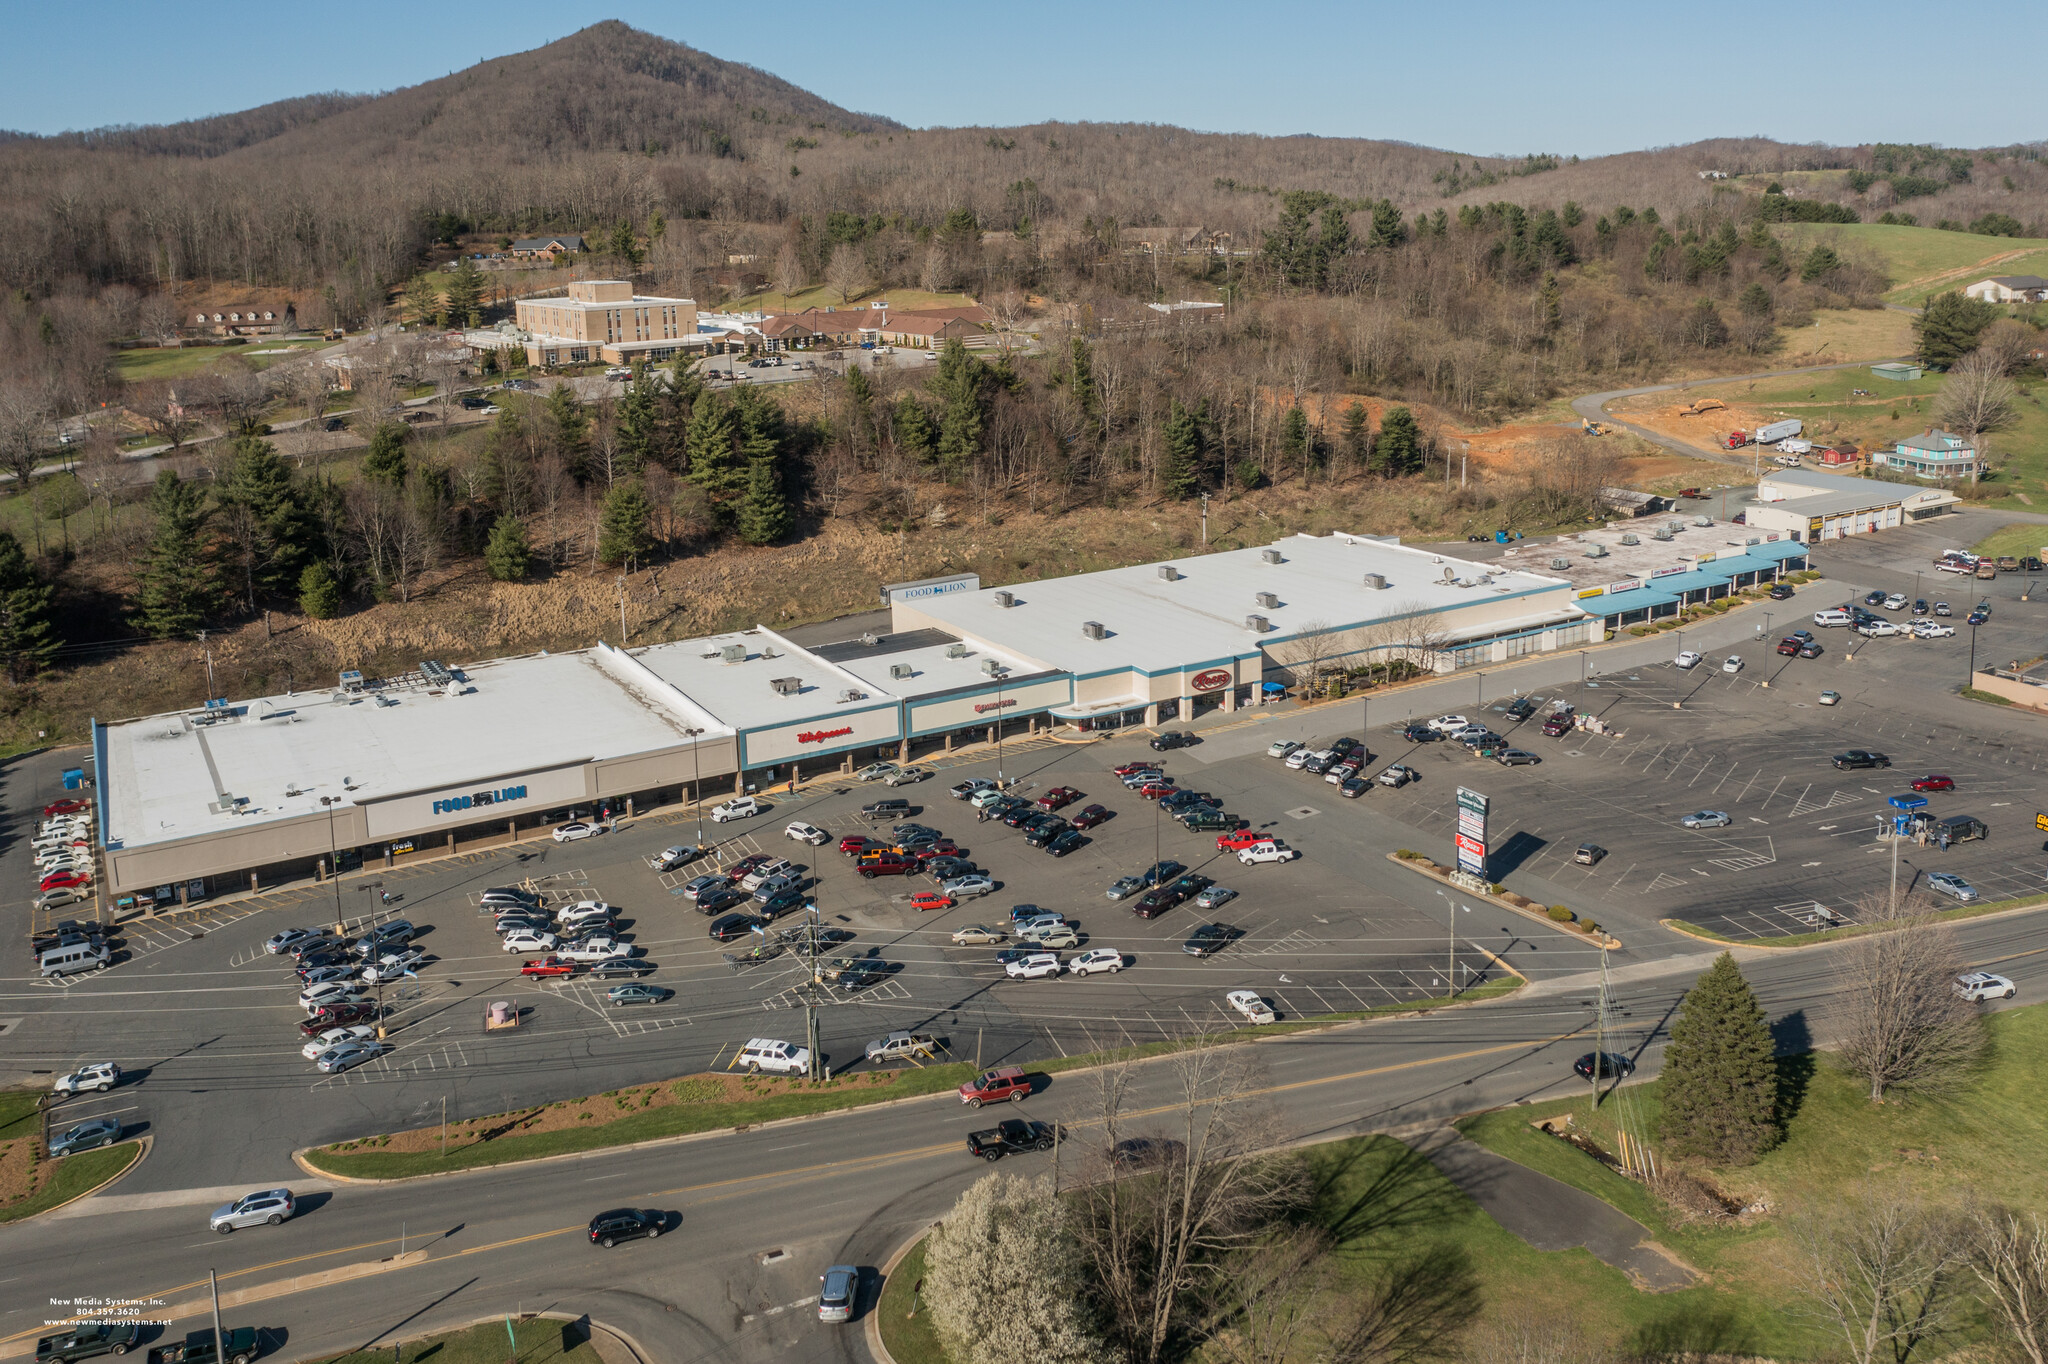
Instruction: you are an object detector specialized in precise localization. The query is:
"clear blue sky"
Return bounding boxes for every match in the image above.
[3,1,2037,155]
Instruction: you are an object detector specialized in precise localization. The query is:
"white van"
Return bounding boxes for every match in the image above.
[39,941,109,977]
[1812,609,1852,628]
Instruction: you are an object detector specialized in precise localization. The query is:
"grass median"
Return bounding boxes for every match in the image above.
[302,987,1521,1181]
[1665,886,2048,949]
[0,1087,146,1225]
[314,1317,602,1364]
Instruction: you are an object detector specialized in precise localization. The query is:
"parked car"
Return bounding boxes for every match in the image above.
[647,845,699,872]
[783,821,829,846]
[865,1030,940,1063]
[1226,990,1276,1025]
[1721,655,1744,674]
[1574,843,1607,866]
[1926,872,1979,902]
[1910,774,1956,792]
[1497,749,1540,766]
[149,1328,260,1364]
[265,927,323,955]
[1833,750,1891,770]
[1377,764,1418,788]
[209,1188,295,1233]
[818,1265,858,1324]
[316,1039,387,1073]
[854,762,899,782]
[33,1322,140,1364]
[1267,740,1302,759]
[1675,650,1703,670]
[1006,952,1063,980]
[950,778,998,801]
[587,1207,665,1247]
[1067,947,1124,976]
[708,913,767,942]
[736,1038,810,1074]
[1238,841,1300,865]
[711,796,764,823]
[1819,690,1842,706]
[1150,730,1196,751]
[607,984,672,1006]
[1046,829,1087,857]
[942,873,997,898]
[589,957,655,979]
[1425,714,1470,734]
[951,924,1005,946]
[1402,723,1438,743]
[883,766,931,786]
[1769,583,1795,600]
[300,1001,378,1033]
[552,820,604,843]
[360,948,425,982]
[1679,811,1731,829]
[1037,785,1083,810]
[1181,922,1239,957]
[501,929,558,953]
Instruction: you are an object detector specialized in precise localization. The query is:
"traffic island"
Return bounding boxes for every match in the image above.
[0,1088,151,1226]
[1386,851,1622,950]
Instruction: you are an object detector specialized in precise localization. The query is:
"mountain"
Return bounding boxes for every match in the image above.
[13,22,899,165]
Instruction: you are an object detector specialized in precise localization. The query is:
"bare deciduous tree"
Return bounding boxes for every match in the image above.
[137,292,182,348]
[1458,1306,1615,1363]
[1787,1181,1967,1364]
[1970,1206,2048,1364]
[1834,893,1986,1102]
[772,239,804,305]
[1277,617,1339,695]
[1196,1228,1330,1364]
[825,243,872,305]
[128,378,200,451]
[1070,1046,1308,1364]
[1938,350,2019,470]
[1321,1243,1480,1364]
[0,379,55,491]
[920,243,952,294]
[278,361,331,427]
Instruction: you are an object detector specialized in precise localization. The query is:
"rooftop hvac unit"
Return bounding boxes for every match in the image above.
[1652,528,1674,542]
[945,643,970,658]
[1550,557,1572,571]
[1157,565,1180,581]
[770,677,802,695]
[837,688,865,703]
[1583,543,1610,558]
[1260,549,1283,564]
[1254,591,1279,609]
[339,669,364,692]
[420,660,451,687]
[1619,533,1640,546]
[1665,521,1685,534]
[981,659,1004,675]
[1363,573,1387,590]
[1245,614,1269,633]
[859,633,879,647]
[993,591,1014,608]
[759,647,780,659]
[1081,621,1106,640]
[889,663,914,679]
[1693,516,1714,527]
[720,644,747,663]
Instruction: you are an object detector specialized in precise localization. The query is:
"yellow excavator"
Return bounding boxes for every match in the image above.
[1677,398,1726,417]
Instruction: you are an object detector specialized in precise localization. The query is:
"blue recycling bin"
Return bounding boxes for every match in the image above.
[61,767,85,790]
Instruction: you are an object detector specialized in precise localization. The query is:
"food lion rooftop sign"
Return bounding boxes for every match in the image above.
[879,573,980,606]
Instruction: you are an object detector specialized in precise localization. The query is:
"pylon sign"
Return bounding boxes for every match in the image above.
[1454,787,1488,879]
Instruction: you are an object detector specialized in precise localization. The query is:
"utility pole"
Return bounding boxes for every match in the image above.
[198,630,216,699]
[684,728,705,844]
[209,1269,226,1363]
[320,796,343,931]
[617,574,628,644]
[993,667,1009,783]
[1199,491,1210,546]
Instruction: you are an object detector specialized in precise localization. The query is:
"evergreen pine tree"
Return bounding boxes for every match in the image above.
[1068,338,1098,432]
[1377,406,1423,476]
[135,470,217,638]
[1915,290,2001,369]
[1367,200,1405,250]
[1541,273,1563,332]
[597,481,654,568]
[217,432,310,610]
[616,377,658,476]
[1342,402,1371,471]
[296,561,341,619]
[1738,282,1774,318]
[1280,405,1311,478]
[442,259,486,328]
[362,424,408,487]
[1798,244,1842,283]
[842,364,876,457]
[1657,952,1780,1165]
[0,528,58,681]
[932,339,985,474]
[1314,205,1353,287]
[894,395,937,465]
[546,385,589,481]
[484,516,531,582]
[738,451,791,545]
[684,392,745,525]
[1159,401,1202,499]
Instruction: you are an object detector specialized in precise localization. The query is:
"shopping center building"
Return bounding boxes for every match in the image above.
[93,533,1592,903]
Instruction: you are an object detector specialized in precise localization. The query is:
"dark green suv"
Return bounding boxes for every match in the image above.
[149,1329,258,1364]
[36,1324,139,1364]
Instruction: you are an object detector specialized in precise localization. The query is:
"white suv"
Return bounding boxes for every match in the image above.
[1954,972,2015,1002]
[712,796,762,823]
[784,822,829,845]
[1005,952,1063,980]
[736,1038,811,1074]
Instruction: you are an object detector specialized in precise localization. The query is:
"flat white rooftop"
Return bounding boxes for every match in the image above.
[830,636,1051,698]
[628,628,889,731]
[102,651,722,851]
[904,533,1583,673]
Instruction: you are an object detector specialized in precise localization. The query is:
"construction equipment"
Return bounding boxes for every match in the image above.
[1677,398,1726,417]
[1581,418,1610,436]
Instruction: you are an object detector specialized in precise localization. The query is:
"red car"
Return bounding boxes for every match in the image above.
[729,854,772,879]
[858,853,917,878]
[959,1065,1031,1107]
[1137,780,1177,800]
[1111,761,1154,777]
[1036,786,1082,811]
[1910,774,1956,792]
[299,1001,379,1034]
[42,798,90,818]
[1776,637,1801,656]
[839,834,877,856]
[1216,829,1269,852]
[909,842,964,864]
[1070,804,1111,830]
[40,869,91,892]
[521,955,576,978]
[909,891,956,912]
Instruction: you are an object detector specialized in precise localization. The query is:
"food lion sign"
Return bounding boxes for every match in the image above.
[1454,787,1489,879]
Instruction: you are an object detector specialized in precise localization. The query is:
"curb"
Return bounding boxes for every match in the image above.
[866,1224,933,1364]
[294,985,1528,1186]
[5,1135,151,1225]
[1661,890,2048,952]
[1385,853,1622,950]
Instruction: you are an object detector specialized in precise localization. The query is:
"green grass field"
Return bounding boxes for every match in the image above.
[1459,1001,2048,1358]
[725,284,977,314]
[1774,222,2048,302]
[113,339,334,383]
[313,1318,603,1364]
[876,1237,949,1364]
[1971,523,2048,558]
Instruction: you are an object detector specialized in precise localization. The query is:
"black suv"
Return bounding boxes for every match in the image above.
[1024,819,1069,848]
[1832,750,1891,770]
[1504,697,1536,721]
[1330,737,1362,757]
[1402,723,1439,743]
[1150,731,1195,751]
[588,1207,666,1247]
[966,1118,1061,1160]
[1182,922,1240,957]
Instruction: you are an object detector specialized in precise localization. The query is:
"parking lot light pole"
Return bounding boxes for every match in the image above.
[683,728,705,845]
[1969,624,1980,687]
[320,796,343,932]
